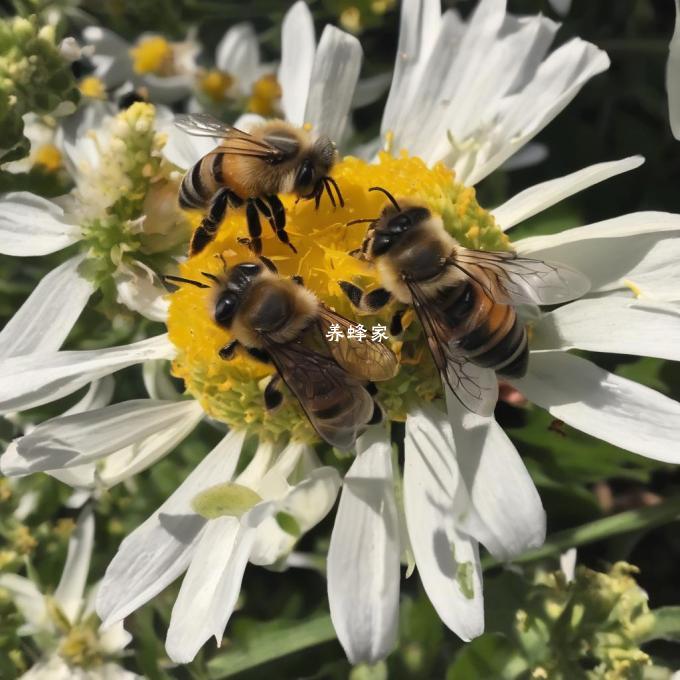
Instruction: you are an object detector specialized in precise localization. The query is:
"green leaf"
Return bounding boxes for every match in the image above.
[207,612,336,679]
[446,633,528,680]
[643,607,680,643]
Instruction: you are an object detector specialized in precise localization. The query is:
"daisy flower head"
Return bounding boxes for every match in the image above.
[0,100,192,366]
[83,26,199,104]
[0,506,137,679]
[3,0,680,669]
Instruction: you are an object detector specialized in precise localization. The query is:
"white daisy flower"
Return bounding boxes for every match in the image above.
[3,0,680,668]
[0,101,191,364]
[0,506,137,679]
[667,0,680,140]
[82,26,199,104]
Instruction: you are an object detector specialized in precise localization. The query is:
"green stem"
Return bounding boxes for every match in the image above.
[207,612,337,679]
[482,495,680,570]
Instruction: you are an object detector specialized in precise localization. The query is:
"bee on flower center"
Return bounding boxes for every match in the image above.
[175,113,344,256]
[340,187,590,416]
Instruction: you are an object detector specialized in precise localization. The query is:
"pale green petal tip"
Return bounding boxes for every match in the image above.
[191,482,263,519]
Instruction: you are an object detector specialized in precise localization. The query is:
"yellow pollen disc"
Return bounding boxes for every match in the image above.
[200,69,234,102]
[130,36,174,76]
[340,7,362,33]
[78,75,106,99]
[167,153,508,444]
[33,143,62,172]
[247,74,282,116]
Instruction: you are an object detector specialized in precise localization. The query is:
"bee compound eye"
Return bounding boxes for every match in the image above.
[214,292,238,327]
[235,263,260,275]
[297,159,314,188]
[388,214,411,232]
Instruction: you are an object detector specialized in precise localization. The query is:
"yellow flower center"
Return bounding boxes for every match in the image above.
[247,74,282,116]
[33,143,62,172]
[200,69,235,103]
[340,7,362,33]
[58,624,103,668]
[130,36,174,76]
[167,153,507,444]
[78,75,106,99]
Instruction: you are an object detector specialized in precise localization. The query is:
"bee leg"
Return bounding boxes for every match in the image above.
[368,400,384,425]
[338,281,393,312]
[191,188,231,255]
[259,255,278,273]
[254,198,276,231]
[219,340,240,360]
[390,308,406,336]
[245,200,263,255]
[291,275,304,286]
[265,194,297,254]
[264,374,284,411]
[245,347,271,364]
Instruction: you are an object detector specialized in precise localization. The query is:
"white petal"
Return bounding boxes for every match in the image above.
[404,409,484,640]
[492,157,644,231]
[444,395,546,560]
[465,38,610,185]
[0,334,175,416]
[327,428,400,664]
[113,260,168,322]
[165,516,240,663]
[97,620,132,654]
[61,377,116,417]
[0,255,94,359]
[96,429,245,626]
[215,23,259,88]
[514,212,680,299]
[141,73,195,105]
[0,574,48,632]
[352,72,392,109]
[19,656,73,680]
[668,0,680,139]
[0,192,80,256]
[249,466,341,566]
[4,399,202,475]
[560,547,577,582]
[279,0,316,126]
[514,352,680,464]
[532,297,680,361]
[549,0,572,15]
[304,26,362,142]
[82,26,132,86]
[381,0,442,139]
[500,142,548,171]
[54,505,94,622]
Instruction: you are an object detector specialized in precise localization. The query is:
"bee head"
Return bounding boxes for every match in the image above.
[213,262,262,328]
[295,136,343,208]
[368,188,430,256]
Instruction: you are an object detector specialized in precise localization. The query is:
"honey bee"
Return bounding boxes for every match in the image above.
[175,113,344,256]
[165,257,397,450]
[339,188,590,416]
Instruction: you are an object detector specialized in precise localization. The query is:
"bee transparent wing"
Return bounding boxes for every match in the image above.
[317,305,399,382]
[406,279,498,416]
[454,248,590,306]
[264,340,375,450]
[174,113,238,138]
[175,113,286,161]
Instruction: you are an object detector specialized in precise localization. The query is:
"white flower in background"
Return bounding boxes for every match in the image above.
[3,0,680,668]
[83,26,199,104]
[0,506,137,679]
[548,0,572,16]
[3,114,64,175]
[667,0,680,140]
[0,101,191,367]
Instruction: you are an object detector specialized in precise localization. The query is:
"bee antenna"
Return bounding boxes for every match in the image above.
[201,271,220,284]
[325,176,345,208]
[162,275,210,290]
[346,218,376,227]
[369,186,401,212]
